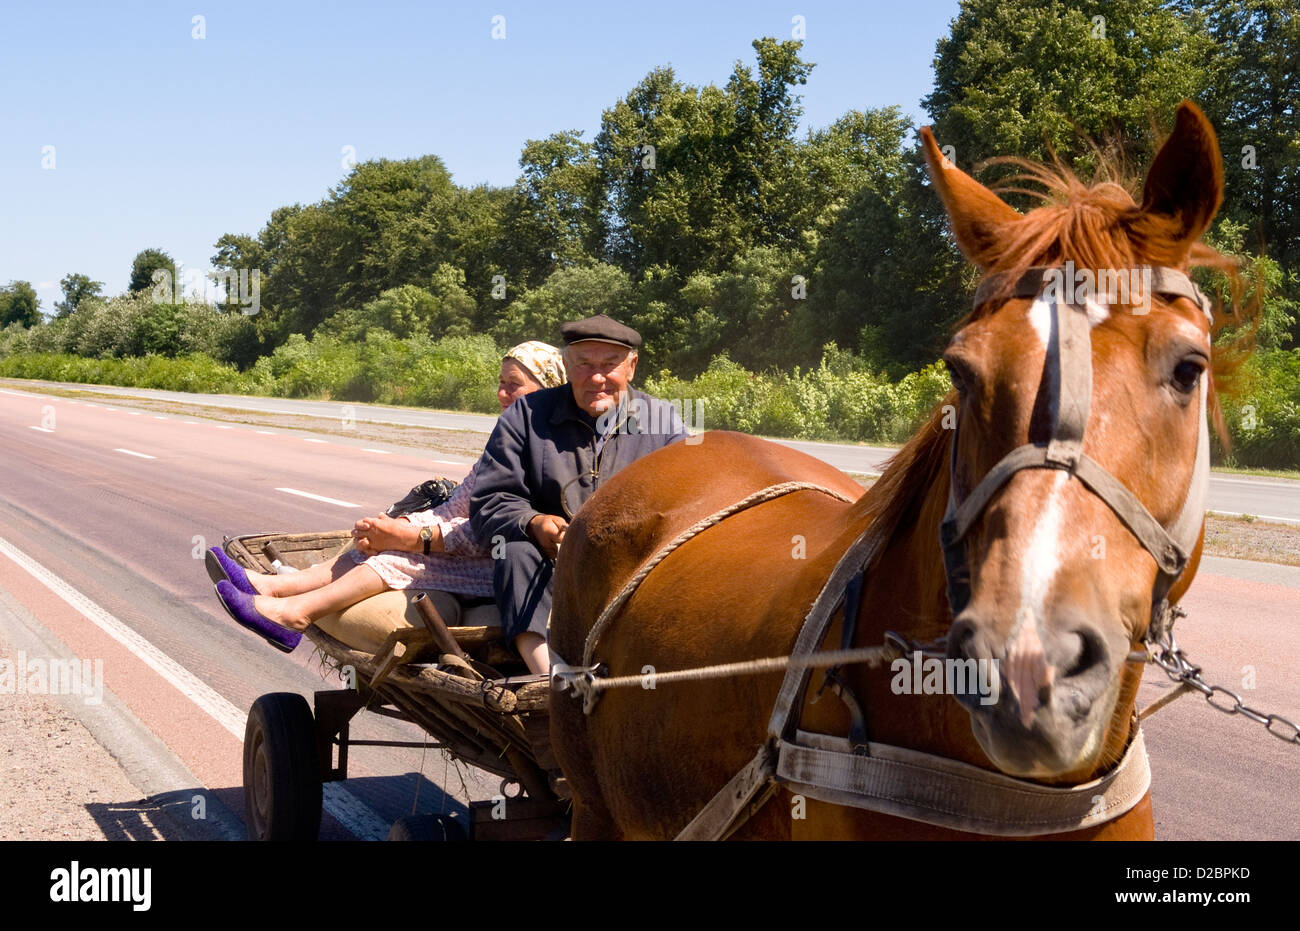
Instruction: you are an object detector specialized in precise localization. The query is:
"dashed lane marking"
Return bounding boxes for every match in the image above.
[275,488,360,508]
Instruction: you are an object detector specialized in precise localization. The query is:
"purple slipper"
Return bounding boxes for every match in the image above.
[206,546,256,595]
[214,580,301,653]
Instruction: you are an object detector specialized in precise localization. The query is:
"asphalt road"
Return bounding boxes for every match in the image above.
[4,378,1297,523]
[0,383,1296,840]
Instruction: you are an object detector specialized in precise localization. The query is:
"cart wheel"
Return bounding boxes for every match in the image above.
[243,693,323,841]
[386,813,468,842]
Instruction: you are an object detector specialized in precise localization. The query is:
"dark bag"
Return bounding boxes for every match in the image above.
[385,478,459,518]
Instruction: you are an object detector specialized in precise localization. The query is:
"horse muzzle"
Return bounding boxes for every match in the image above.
[947,609,1121,778]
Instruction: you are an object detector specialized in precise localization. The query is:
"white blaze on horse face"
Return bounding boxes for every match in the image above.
[1005,469,1069,726]
[1027,296,1110,348]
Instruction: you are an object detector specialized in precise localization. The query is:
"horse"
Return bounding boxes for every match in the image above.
[548,100,1229,840]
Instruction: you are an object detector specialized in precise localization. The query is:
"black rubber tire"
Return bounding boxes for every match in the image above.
[243,693,323,841]
[386,813,468,842]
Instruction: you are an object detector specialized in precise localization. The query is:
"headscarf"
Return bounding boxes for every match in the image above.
[504,340,566,389]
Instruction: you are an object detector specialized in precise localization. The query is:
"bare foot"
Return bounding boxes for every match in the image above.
[252,595,310,631]
[246,571,276,596]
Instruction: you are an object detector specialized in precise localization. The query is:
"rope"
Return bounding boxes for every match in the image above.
[581,644,901,694]
[580,481,856,666]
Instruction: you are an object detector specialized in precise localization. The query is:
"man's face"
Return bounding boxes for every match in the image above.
[566,341,637,417]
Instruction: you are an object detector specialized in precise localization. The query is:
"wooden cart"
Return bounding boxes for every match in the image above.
[222,532,570,841]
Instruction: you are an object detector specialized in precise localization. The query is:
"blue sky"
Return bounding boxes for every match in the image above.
[1,0,963,310]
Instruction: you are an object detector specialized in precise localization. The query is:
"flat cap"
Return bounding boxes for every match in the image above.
[559,314,641,350]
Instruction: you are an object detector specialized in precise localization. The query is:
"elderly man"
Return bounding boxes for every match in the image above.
[470,314,687,673]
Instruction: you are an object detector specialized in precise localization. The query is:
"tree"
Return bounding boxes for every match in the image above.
[592,39,814,279]
[1192,0,1300,269]
[54,273,104,317]
[492,263,634,349]
[0,281,42,328]
[502,130,601,286]
[924,0,1213,181]
[128,249,177,295]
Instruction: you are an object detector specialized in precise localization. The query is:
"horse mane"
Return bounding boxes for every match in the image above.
[861,150,1263,575]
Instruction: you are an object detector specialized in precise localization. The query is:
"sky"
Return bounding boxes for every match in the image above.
[1,0,964,311]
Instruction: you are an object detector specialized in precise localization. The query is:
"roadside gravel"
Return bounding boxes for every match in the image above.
[0,634,164,841]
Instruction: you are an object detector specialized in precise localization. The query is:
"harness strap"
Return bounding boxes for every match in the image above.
[973,265,1215,321]
[676,742,778,841]
[774,724,1150,836]
[675,517,897,840]
[581,481,854,668]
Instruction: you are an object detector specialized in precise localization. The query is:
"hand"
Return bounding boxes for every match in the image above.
[352,514,422,557]
[527,514,568,559]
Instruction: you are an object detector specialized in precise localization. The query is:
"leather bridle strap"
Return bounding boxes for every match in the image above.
[972,265,1215,319]
[941,266,1212,626]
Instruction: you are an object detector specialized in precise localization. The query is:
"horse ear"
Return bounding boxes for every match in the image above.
[920,126,1021,269]
[1131,101,1224,261]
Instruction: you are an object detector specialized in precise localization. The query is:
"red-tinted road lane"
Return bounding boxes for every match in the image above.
[0,389,489,839]
[1,388,1296,839]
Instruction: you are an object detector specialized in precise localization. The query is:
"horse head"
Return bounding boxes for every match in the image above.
[919,102,1223,783]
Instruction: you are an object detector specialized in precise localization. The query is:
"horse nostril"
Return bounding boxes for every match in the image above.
[947,614,992,663]
[947,615,974,663]
[1061,627,1109,679]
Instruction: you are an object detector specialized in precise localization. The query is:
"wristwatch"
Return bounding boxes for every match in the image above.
[419,527,433,555]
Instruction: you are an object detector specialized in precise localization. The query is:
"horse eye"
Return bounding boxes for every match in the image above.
[1171,358,1204,394]
[944,356,971,394]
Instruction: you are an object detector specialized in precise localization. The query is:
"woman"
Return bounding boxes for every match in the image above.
[209,341,566,667]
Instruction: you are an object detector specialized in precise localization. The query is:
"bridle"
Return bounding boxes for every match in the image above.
[939,265,1214,641]
[554,261,1298,839]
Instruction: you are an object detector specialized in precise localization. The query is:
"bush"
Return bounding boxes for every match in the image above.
[1217,348,1300,470]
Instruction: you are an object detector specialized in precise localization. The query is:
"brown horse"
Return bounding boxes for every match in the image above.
[549,101,1228,840]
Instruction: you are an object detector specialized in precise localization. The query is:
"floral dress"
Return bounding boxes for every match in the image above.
[347,464,494,598]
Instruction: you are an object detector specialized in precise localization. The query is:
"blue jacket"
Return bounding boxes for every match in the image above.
[470,385,687,545]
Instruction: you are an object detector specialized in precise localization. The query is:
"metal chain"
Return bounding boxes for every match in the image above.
[1145,606,1300,747]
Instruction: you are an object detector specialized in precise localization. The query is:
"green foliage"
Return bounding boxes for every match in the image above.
[244,332,501,411]
[0,281,41,328]
[55,273,104,318]
[1216,348,1300,467]
[644,345,950,443]
[128,249,177,295]
[320,268,478,342]
[925,0,1213,178]
[1202,220,1298,349]
[503,131,601,286]
[1194,0,1300,270]
[492,263,635,348]
[0,352,255,394]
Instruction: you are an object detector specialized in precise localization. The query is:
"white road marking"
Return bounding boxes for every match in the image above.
[255,430,277,435]
[0,389,35,397]
[153,415,167,420]
[114,448,156,459]
[361,449,390,454]
[0,536,390,841]
[28,426,53,433]
[1208,509,1300,527]
[214,425,234,430]
[1212,477,1300,490]
[303,438,327,444]
[276,488,360,508]
[429,460,470,468]
[128,411,141,415]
